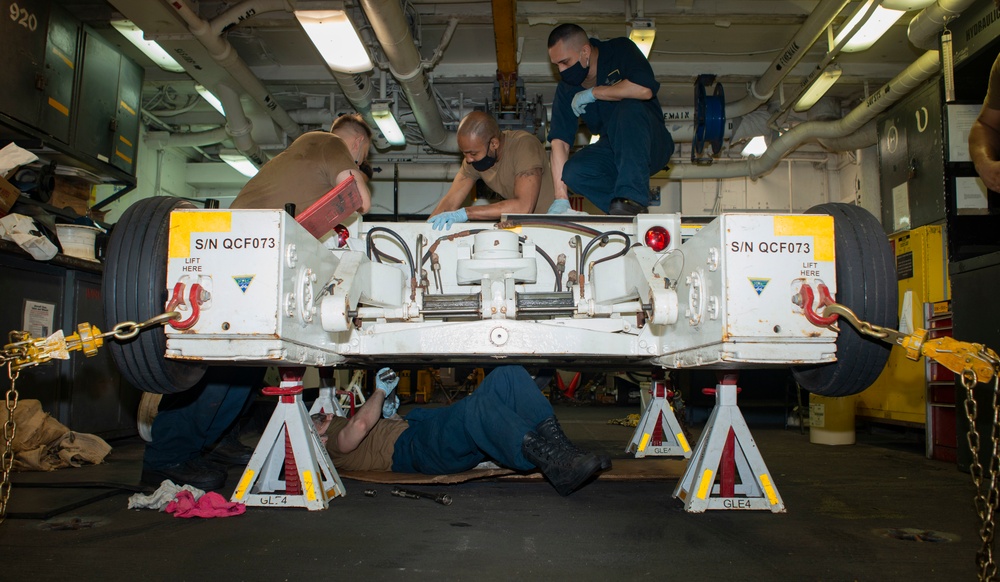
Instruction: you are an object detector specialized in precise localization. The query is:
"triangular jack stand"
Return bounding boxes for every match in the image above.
[673,375,785,513]
[627,380,692,458]
[309,370,346,418]
[232,369,346,510]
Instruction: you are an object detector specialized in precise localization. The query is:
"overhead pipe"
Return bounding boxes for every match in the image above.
[209,0,292,36]
[209,0,385,145]
[151,127,229,149]
[166,0,302,140]
[214,83,269,167]
[727,0,852,118]
[666,51,941,180]
[817,120,877,151]
[359,0,459,152]
[908,0,978,49]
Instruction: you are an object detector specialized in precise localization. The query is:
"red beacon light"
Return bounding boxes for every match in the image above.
[644,226,670,252]
[333,224,350,248]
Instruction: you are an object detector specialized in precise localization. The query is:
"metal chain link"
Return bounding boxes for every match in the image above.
[95,311,179,343]
[0,363,20,525]
[962,369,1000,582]
[0,310,177,526]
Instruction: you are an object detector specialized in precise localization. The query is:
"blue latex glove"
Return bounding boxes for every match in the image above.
[375,367,399,396]
[382,393,400,418]
[547,199,572,214]
[571,88,595,116]
[427,208,468,231]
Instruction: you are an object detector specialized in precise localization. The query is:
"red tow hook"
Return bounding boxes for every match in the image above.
[166,281,206,330]
[797,282,838,327]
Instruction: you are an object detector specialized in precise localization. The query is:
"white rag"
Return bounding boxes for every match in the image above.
[0,214,57,260]
[0,143,38,176]
[128,479,207,511]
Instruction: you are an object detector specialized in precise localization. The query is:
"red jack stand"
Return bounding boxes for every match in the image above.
[673,374,785,513]
[232,368,346,510]
[626,379,691,458]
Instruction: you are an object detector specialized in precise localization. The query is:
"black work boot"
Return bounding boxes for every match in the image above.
[522,430,602,496]
[608,198,647,216]
[535,416,612,471]
[141,458,227,491]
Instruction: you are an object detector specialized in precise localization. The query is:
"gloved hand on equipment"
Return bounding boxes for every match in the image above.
[571,88,595,117]
[376,367,399,396]
[427,208,468,231]
[547,199,571,214]
[376,367,400,418]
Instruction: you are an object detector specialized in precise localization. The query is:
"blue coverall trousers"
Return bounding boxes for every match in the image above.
[562,100,673,213]
[391,366,554,474]
[143,367,262,469]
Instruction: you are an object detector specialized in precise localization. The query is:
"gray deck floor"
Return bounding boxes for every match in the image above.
[0,405,981,581]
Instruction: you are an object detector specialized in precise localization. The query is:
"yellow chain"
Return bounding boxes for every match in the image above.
[0,363,19,525]
[962,371,1000,582]
[0,310,178,526]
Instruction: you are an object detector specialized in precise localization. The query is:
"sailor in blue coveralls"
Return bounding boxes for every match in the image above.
[546,23,674,216]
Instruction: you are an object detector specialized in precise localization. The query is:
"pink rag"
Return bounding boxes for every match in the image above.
[165,490,246,518]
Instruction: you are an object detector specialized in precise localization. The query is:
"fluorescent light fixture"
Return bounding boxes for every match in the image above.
[793,65,843,112]
[371,102,406,146]
[295,10,373,73]
[628,19,656,58]
[220,152,259,178]
[195,85,226,116]
[111,20,185,73]
[741,136,768,158]
[833,1,905,53]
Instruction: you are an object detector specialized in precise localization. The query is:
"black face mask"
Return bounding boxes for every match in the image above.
[560,60,588,86]
[471,144,497,171]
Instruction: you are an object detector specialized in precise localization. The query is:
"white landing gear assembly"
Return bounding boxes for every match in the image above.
[102,198,903,513]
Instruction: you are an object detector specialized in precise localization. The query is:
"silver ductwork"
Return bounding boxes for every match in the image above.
[165,0,302,139]
[666,51,941,180]
[214,83,269,167]
[908,0,979,49]
[359,0,459,152]
[727,0,852,118]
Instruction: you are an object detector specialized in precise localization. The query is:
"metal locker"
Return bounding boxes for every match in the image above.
[0,0,51,130]
[38,3,78,144]
[111,55,143,174]
[73,28,120,166]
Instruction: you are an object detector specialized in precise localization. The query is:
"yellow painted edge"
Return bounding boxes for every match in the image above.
[119,135,133,147]
[114,149,133,164]
[120,100,136,116]
[47,97,69,116]
[638,433,651,452]
[52,47,74,68]
[303,470,317,501]
[233,469,254,500]
[326,487,340,498]
[760,473,778,505]
[677,432,690,452]
[168,212,233,259]
[773,215,835,263]
[696,469,714,500]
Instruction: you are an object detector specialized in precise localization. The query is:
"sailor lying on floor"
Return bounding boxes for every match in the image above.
[314,365,609,496]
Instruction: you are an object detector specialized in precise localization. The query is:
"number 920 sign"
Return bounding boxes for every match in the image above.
[9,2,39,32]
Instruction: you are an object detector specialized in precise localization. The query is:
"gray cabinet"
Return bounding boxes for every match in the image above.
[0,244,139,438]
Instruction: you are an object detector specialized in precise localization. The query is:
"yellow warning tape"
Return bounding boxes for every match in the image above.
[677,432,690,452]
[759,473,778,505]
[638,433,650,452]
[233,469,255,500]
[303,470,316,502]
[696,469,714,500]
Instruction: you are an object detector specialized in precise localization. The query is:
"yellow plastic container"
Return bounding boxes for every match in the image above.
[809,394,857,445]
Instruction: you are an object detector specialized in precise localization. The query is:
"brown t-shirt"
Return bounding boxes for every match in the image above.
[459,130,555,213]
[229,131,357,211]
[987,53,1000,109]
[324,416,409,471]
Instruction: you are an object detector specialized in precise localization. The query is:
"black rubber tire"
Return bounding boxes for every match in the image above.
[791,203,897,397]
[102,197,207,394]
